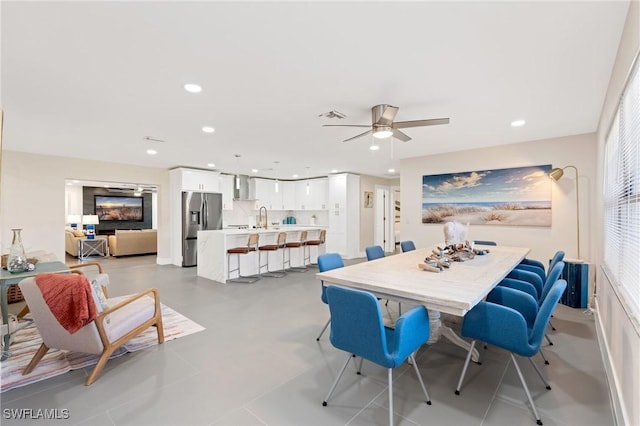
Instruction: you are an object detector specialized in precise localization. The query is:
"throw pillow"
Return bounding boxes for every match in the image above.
[72,230,85,238]
[90,279,110,324]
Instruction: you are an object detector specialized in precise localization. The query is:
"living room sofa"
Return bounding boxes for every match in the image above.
[108,229,157,257]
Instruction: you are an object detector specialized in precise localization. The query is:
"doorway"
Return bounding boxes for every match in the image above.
[374,186,396,253]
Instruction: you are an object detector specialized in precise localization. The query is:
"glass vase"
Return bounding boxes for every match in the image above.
[7,229,27,273]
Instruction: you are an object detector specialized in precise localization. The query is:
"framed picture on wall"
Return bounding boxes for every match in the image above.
[364,191,373,208]
[422,164,552,226]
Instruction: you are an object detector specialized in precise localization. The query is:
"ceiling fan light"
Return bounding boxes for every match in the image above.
[373,127,393,139]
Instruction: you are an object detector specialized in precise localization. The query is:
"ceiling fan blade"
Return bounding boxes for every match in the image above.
[343,129,372,142]
[322,124,371,128]
[393,118,450,129]
[392,129,411,142]
[376,105,399,126]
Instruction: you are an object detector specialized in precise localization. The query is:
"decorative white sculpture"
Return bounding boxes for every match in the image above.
[444,221,469,246]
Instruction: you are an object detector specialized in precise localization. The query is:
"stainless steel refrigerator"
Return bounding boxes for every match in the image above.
[182,191,223,267]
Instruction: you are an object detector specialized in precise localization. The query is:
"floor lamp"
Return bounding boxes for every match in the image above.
[548,165,580,260]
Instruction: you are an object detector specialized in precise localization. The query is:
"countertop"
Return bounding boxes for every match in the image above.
[206,226,325,235]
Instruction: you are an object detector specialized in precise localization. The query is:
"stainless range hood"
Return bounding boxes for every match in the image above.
[233,175,255,201]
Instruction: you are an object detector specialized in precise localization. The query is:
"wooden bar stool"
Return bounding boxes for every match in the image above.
[285,230,308,272]
[227,233,260,283]
[258,232,287,278]
[305,229,326,266]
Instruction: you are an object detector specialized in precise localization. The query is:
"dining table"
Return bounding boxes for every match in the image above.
[0,261,71,360]
[316,244,530,361]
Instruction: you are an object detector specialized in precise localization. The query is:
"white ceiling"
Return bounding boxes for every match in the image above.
[0,1,630,180]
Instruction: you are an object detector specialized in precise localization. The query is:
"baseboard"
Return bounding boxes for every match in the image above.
[594,298,628,426]
[155,257,172,265]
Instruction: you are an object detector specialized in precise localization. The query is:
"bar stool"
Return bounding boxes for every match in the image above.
[285,230,308,272]
[259,232,288,278]
[305,229,326,266]
[227,233,260,283]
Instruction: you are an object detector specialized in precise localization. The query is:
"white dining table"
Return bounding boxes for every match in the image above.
[316,244,530,360]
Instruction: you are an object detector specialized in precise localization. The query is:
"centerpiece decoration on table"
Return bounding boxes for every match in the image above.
[419,222,490,273]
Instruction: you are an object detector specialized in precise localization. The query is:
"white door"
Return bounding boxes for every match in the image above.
[374,187,393,252]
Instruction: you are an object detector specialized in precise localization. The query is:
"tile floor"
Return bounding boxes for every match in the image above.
[1,254,614,425]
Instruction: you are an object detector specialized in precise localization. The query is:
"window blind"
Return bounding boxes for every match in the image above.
[603,53,640,321]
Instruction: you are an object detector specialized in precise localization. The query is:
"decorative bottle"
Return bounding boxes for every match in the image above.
[7,229,27,273]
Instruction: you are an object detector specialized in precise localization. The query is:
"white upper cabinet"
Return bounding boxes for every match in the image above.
[294,178,328,210]
[177,168,221,192]
[219,174,235,210]
[252,178,282,210]
[281,181,296,210]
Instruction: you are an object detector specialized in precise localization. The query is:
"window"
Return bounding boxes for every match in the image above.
[603,53,640,322]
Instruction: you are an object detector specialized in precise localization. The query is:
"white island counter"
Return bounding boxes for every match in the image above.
[197,227,325,283]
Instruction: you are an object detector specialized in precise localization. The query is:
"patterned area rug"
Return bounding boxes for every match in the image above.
[1,303,205,393]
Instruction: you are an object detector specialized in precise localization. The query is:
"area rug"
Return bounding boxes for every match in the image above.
[1,303,205,393]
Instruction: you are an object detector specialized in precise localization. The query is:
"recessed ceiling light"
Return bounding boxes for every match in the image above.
[511,119,526,127]
[251,169,259,173]
[370,144,380,151]
[146,149,157,155]
[184,83,202,93]
[388,168,395,173]
[292,174,299,178]
[331,169,338,173]
[202,126,215,133]
[207,163,215,168]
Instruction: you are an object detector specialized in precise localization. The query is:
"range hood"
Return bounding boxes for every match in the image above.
[233,175,255,201]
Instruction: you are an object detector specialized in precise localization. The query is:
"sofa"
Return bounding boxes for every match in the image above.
[108,229,157,257]
[65,228,108,257]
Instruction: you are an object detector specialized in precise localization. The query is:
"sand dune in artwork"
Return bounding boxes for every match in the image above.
[422,204,551,227]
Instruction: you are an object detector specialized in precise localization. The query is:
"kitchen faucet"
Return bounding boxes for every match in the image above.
[259,206,268,229]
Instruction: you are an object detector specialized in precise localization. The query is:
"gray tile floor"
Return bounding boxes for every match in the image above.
[1,254,614,426]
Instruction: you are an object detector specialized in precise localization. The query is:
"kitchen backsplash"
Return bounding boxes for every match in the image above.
[223,201,328,228]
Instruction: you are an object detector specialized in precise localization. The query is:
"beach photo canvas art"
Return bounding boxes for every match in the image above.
[422,164,552,227]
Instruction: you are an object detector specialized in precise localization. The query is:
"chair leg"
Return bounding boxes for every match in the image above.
[528,358,551,390]
[545,333,554,346]
[322,354,352,406]
[538,348,550,365]
[316,318,331,341]
[409,354,432,405]
[511,354,544,425]
[388,368,394,426]
[455,340,476,395]
[549,320,556,331]
[356,356,364,375]
[23,343,49,375]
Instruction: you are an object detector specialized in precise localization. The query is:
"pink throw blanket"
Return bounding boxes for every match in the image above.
[35,273,97,334]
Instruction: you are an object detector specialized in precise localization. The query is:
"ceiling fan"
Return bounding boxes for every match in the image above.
[323,104,449,142]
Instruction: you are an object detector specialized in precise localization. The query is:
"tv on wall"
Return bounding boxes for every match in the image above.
[95,195,143,221]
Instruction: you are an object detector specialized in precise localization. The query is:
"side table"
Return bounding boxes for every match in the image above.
[78,238,108,261]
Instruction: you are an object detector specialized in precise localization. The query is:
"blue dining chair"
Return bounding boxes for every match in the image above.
[323,285,432,426]
[400,240,416,252]
[473,240,497,246]
[365,245,385,261]
[316,253,344,341]
[500,260,565,358]
[516,250,565,285]
[455,279,567,426]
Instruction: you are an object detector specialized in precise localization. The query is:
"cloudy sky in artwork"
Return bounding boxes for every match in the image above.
[422,165,552,203]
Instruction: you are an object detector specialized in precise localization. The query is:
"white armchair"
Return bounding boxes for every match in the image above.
[18,276,164,385]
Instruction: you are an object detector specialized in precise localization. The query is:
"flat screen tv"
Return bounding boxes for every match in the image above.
[95,195,143,221]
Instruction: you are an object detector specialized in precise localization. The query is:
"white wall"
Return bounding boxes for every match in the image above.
[0,151,171,264]
[594,1,639,425]
[400,132,596,264]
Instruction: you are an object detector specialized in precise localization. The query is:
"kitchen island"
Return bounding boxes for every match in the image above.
[197,227,325,283]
